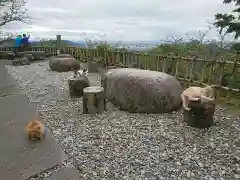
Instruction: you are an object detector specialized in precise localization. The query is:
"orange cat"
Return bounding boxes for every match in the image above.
[26,119,45,140]
[181,85,215,111]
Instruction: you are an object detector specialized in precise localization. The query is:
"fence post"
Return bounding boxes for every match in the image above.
[56,35,62,55]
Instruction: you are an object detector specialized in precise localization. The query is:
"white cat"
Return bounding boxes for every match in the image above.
[73,69,88,78]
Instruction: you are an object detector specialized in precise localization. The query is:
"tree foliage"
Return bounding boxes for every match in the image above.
[0,0,30,27]
[214,0,240,39]
[0,0,30,43]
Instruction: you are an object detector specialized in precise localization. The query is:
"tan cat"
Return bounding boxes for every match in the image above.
[26,119,45,141]
[181,85,215,111]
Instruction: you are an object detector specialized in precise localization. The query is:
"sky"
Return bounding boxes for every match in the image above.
[1,0,236,41]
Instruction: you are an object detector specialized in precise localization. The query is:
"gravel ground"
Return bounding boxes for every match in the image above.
[6,61,240,180]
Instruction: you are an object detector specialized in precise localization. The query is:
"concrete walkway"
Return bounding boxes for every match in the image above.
[0,60,80,180]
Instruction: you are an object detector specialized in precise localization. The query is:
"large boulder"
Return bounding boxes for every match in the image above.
[56,54,73,58]
[87,57,105,73]
[15,52,34,61]
[102,68,183,113]
[18,51,46,61]
[23,54,34,61]
[45,52,54,57]
[12,57,30,66]
[49,57,81,72]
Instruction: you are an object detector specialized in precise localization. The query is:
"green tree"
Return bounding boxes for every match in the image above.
[231,42,240,51]
[0,0,30,43]
[214,0,240,39]
[0,0,30,26]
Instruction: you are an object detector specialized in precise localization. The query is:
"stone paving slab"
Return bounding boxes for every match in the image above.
[0,59,13,65]
[46,166,80,180]
[0,91,67,180]
[0,61,18,97]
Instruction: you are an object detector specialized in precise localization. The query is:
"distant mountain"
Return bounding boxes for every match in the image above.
[62,40,87,47]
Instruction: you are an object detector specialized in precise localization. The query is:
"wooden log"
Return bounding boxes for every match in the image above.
[83,86,106,114]
[68,76,90,97]
[183,99,215,128]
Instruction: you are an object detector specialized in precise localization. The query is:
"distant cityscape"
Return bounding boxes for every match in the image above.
[65,40,162,50]
[1,37,237,51]
[32,39,237,51]
[31,39,161,51]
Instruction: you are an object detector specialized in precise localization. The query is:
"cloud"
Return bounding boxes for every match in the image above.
[1,0,236,41]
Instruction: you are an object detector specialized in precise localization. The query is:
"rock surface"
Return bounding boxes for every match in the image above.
[23,54,35,61]
[102,68,183,113]
[87,58,105,73]
[56,54,73,58]
[12,57,30,66]
[19,51,46,61]
[49,57,81,72]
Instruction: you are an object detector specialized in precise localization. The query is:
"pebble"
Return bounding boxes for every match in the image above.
[6,61,240,180]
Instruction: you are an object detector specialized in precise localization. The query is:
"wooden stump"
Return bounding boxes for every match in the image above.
[83,86,106,114]
[68,76,90,97]
[183,99,215,128]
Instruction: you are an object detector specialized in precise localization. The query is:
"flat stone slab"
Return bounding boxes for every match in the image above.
[0,62,19,97]
[46,167,80,180]
[0,94,67,180]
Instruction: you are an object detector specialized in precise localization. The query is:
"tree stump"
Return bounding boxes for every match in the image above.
[12,57,30,66]
[183,99,215,128]
[83,86,106,114]
[68,76,90,97]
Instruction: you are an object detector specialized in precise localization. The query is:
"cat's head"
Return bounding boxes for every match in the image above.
[82,69,88,76]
